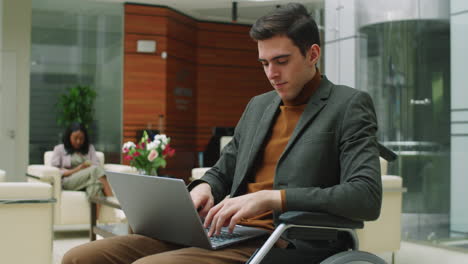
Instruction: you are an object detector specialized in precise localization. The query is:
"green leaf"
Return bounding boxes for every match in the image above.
[56,85,97,130]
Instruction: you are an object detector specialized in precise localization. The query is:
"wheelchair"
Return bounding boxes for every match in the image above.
[247,144,397,264]
[247,211,387,264]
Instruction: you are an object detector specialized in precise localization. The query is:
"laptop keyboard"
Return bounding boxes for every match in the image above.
[205,228,242,244]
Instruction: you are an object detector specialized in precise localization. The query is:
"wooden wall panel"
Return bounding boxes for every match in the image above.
[195,22,271,152]
[124,4,272,179]
[167,18,197,44]
[165,55,197,152]
[125,14,167,35]
[197,47,258,67]
[163,12,197,181]
[124,5,168,154]
[196,65,270,151]
[125,4,169,16]
[163,62,197,180]
[123,53,166,143]
[167,39,197,63]
[197,21,251,34]
[197,30,255,51]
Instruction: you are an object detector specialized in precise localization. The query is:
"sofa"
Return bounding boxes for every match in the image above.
[0,181,54,264]
[27,151,136,229]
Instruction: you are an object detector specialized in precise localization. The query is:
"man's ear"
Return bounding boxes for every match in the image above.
[307,44,321,66]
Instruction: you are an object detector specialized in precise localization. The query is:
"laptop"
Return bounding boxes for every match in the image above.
[106,171,269,250]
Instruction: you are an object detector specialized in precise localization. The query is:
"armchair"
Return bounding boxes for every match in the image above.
[27,150,136,229]
[0,182,54,264]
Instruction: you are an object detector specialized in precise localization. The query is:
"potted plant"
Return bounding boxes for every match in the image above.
[56,85,97,130]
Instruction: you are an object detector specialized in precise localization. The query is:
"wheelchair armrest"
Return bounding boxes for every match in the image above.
[279,211,364,229]
[378,142,397,162]
[248,212,365,264]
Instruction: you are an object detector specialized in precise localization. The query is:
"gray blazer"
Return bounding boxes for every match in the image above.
[192,76,382,224]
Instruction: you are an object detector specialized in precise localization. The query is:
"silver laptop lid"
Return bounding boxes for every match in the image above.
[106,171,212,249]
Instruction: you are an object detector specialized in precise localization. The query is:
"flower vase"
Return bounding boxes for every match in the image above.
[137,168,158,176]
[149,168,158,176]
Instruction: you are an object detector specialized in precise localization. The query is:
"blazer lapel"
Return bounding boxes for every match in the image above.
[277,77,333,165]
[232,95,281,193]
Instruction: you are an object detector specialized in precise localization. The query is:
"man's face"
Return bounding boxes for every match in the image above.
[258,35,319,102]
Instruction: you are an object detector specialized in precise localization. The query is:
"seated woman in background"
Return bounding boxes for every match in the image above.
[52,122,113,199]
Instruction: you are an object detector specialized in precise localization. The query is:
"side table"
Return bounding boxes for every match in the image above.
[89,196,132,241]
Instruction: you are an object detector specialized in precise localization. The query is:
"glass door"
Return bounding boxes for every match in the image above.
[358,20,451,241]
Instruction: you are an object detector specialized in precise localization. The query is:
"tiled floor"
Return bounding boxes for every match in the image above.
[54,232,468,264]
[53,231,90,264]
[383,241,468,263]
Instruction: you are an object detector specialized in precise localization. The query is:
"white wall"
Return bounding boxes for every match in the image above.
[0,0,31,181]
[450,0,468,233]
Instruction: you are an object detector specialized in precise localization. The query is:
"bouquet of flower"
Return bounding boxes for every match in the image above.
[122,131,175,176]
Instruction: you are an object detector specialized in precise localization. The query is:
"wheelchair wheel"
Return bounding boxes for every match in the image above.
[320,250,387,264]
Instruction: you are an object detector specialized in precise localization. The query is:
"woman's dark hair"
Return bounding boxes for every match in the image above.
[249,3,320,56]
[62,122,90,155]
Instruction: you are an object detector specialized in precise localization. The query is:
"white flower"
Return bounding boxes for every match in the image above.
[154,134,169,145]
[154,139,161,146]
[154,134,169,149]
[146,141,158,150]
[122,141,136,153]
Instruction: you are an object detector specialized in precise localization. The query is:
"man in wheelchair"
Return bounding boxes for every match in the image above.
[63,3,383,264]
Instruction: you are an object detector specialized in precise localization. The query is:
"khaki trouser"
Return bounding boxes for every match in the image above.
[62,165,105,198]
[62,234,265,264]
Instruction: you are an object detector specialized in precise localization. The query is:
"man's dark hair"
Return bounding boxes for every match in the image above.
[250,3,320,56]
[62,122,90,155]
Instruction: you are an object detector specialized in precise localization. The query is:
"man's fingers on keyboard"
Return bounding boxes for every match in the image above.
[229,212,242,233]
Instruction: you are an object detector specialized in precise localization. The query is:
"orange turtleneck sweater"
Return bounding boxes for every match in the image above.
[238,69,322,230]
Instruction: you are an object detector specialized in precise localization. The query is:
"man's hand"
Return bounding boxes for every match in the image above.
[204,190,281,236]
[190,183,214,218]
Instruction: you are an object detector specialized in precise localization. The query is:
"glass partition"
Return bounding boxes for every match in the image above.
[29,1,123,163]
